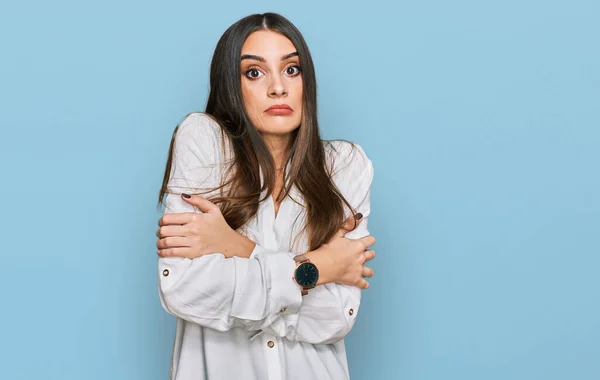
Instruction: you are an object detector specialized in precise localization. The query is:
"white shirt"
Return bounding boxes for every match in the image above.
[158,112,374,380]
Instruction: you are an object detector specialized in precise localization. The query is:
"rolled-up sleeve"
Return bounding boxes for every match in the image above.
[159,230,303,331]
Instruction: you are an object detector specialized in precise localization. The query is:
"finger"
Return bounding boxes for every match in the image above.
[362,266,375,278]
[335,219,362,240]
[363,250,376,263]
[159,212,200,227]
[334,226,347,239]
[156,225,187,238]
[156,236,190,250]
[359,235,376,249]
[157,247,193,258]
[181,194,221,214]
[340,213,363,232]
[357,278,370,289]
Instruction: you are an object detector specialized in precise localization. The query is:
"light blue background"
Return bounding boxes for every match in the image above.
[1,0,598,379]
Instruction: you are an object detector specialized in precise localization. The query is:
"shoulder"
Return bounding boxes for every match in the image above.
[173,112,228,162]
[167,113,229,195]
[175,112,222,145]
[322,140,374,211]
[324,139,374,184]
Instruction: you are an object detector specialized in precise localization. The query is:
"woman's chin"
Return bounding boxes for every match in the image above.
[256,122,301,136]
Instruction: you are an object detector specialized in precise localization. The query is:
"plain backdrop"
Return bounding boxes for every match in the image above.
[1,0,598,379]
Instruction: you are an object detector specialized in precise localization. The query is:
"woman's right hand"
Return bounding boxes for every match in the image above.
[305,215,376,289]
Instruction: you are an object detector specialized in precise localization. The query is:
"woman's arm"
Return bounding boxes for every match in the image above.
[159,192,303,333]
[158,113,375,342]
[157,113,302,333]
[254,152,374,344]
[160,138,375,344]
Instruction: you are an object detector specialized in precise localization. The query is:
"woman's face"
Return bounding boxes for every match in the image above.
[240,30,303,139]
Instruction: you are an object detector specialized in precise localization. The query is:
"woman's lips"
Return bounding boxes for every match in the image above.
[265,104,293,115]
[265,108,293,115]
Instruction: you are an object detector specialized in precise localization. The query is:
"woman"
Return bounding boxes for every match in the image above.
[155,12,376,380]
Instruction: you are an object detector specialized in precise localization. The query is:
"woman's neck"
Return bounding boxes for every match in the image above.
[262,133,291,170]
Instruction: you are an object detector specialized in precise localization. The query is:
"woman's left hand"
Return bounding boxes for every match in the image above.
[156,194,254,259]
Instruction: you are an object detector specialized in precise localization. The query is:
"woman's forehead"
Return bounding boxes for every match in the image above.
[241,30,297,59]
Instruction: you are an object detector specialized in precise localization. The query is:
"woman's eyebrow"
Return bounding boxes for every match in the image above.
[241,52,298,62]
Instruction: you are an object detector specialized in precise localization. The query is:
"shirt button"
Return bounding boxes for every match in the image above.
[349,308,354,316]
[267,341,275,348]
[279,307,287,313]
[162,269,169,276]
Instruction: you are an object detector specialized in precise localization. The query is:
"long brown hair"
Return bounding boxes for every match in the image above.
[158,12,357,251]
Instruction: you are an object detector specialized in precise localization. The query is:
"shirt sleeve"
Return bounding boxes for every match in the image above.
[157,112,303,332]
[258,142,375,344]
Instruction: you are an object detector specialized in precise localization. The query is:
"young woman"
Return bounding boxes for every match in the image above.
[155,12,376,380]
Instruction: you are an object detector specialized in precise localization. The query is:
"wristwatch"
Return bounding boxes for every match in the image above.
[293,254,319,296]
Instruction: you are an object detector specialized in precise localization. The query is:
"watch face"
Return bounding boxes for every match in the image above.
[295,262,319,287]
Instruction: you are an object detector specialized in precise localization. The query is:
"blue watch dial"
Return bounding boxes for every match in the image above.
[295,262,319,287]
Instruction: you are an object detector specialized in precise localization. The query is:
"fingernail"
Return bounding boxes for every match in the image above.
[182,193,191,198]
[354,213,363,220]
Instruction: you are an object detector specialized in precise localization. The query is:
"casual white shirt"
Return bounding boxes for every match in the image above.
[158,112,374,380]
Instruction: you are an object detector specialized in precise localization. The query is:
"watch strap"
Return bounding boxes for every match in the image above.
[294,254,309,264]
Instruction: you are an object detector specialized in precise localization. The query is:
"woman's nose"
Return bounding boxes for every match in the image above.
[269,75,287,97]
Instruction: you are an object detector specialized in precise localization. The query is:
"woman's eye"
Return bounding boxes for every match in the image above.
[245,68,263,79]
[286,65,301,76]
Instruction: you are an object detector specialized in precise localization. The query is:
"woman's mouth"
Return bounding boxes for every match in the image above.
[265,104,293,115]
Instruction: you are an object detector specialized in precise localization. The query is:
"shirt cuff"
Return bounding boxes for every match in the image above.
[254,245,303,316]
[158,257,192,294]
